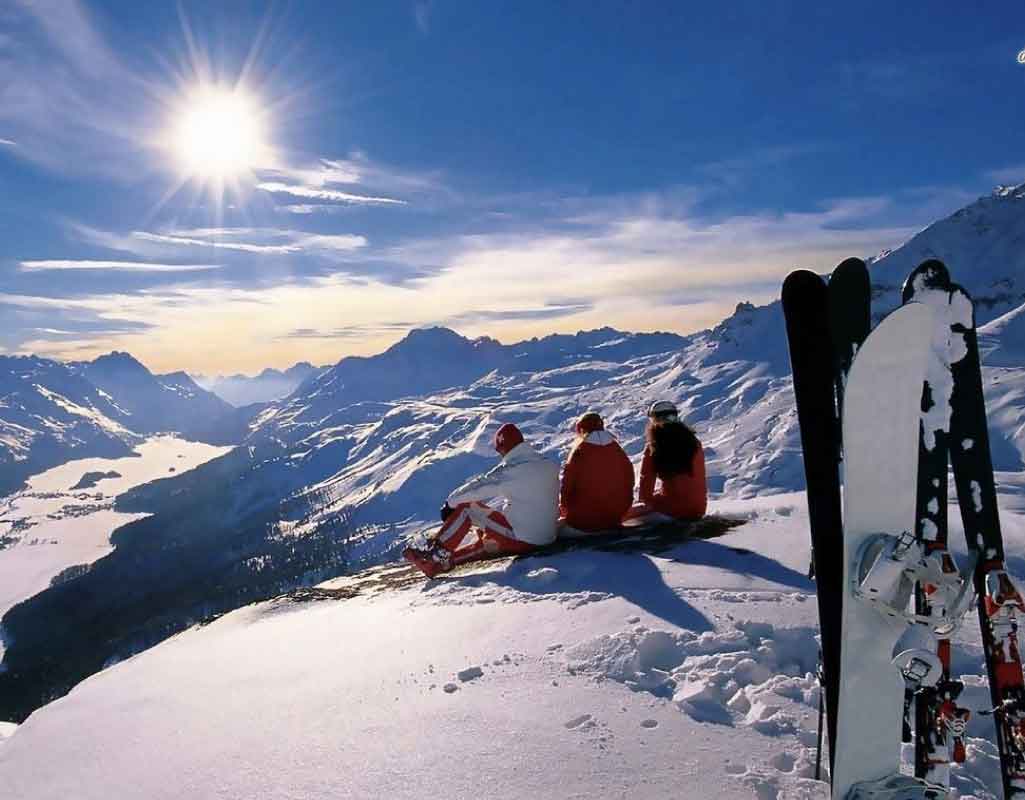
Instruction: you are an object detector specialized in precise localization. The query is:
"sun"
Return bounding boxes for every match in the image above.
[170,84,272,181]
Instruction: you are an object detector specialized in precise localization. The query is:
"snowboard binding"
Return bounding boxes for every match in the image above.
[853,532,976,635]
[845,773,947,800]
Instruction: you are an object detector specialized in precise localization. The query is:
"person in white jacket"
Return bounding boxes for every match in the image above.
[403,422,559,578]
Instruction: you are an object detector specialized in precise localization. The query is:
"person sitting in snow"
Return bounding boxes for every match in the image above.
[402,422,559,578]
[558,412,635,534]
[625,400,707,522]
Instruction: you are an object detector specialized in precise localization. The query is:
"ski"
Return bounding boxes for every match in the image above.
[828,257,872,425]
[948,281,1025,798]
[902,260,973,787]
[782,269,844,779]
[833,301,937,798]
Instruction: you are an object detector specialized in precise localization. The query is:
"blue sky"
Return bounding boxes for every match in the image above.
[1,1,1023,374]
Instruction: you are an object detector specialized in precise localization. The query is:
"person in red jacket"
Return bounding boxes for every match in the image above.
[559,412,635,533]
[626,400,707,522]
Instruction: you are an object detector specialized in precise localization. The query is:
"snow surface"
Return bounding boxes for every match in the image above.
[0,493,1016,799]
[0,436,230,634]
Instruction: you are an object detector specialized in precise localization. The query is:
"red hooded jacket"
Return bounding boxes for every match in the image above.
[559,430,635,532]
[638,444,707,519]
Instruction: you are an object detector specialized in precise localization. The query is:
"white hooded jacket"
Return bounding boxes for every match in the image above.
[447,441,559,545]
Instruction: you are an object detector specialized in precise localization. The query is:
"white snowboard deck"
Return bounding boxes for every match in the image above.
[833,302,937,797]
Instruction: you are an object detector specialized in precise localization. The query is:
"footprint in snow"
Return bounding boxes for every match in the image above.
[564,713,593,730]
[640,719,658,729]
[457,666,483,682]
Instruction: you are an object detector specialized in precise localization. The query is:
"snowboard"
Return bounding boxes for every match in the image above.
[833,301,937,798]
[948,283,1025,797]
[782,269,845,775]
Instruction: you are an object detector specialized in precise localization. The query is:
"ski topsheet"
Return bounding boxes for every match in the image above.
[948,283,1025,797]
[829,257,872,425]
[902,260,970,785]
[782,269,844,775]
[833,302,936,798]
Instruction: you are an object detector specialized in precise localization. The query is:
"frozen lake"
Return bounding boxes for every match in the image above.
[0,436,231,635]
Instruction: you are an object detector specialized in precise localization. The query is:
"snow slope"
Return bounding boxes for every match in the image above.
[0,494,1011,799]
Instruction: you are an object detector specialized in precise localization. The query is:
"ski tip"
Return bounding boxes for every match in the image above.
[831,257,869,278]
[782,269,827,303]
[901,259,951,303]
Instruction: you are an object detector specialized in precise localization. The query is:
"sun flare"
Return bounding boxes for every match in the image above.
[171,85,271,181]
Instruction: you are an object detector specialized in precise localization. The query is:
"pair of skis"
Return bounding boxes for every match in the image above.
[782,258,871,784]
[783,259,1025,798]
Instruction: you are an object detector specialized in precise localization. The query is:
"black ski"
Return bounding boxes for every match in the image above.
[782,269,844,779]
[828,257,871,425]
[901,260,970,785]
[948,281,1025,798]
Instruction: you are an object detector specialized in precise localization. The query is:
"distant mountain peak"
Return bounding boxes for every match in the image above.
[386,327,474,357]
[90,351,148,372]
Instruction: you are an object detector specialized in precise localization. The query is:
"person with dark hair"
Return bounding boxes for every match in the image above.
[559,411,635,533]
[626,400,707,522]
[403,422,559,578]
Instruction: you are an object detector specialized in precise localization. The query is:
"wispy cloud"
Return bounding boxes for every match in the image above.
[0,1,148,176]
[134,228,367,254]
[131,232,302,255]
[278,322,414,341]
[446,302,593,325]
[0,138,15,146]
[256,182,406,205]
[18,260,221,272]
[414,2,432,34]
[73,223,369,259]
[986,164,1025,185]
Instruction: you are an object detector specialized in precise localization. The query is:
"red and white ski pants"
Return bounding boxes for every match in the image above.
[432,501,535,565]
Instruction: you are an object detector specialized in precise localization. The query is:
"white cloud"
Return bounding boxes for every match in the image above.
[131,232,302,255]
[986,164,1025,185]
[70,224,369,259]
[18,260,221,272]
[0,1,148,176]
[9,184,944,374]
[0,138,15,146]
[256,182,406,205]
[267,159,362,187]
[134,229,366,254]
[414,2,432,34]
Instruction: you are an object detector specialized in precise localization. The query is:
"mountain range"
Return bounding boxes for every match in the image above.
[0,352,243,496]
[191,362,325,407]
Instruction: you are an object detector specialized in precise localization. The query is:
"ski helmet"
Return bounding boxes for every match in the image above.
[647,400,679,420]
[575,412,604,435]
[494,422,524,456]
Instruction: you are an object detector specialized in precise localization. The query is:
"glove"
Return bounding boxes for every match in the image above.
[440,502,454,522]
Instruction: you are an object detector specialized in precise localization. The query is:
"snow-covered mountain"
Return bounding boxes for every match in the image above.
[0,352,245,496]
[3,183,1025,735]
[193,361,325,407]
[869,183,1025,318]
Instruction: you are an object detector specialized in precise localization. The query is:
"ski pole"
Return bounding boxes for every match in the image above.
[815,650,825,781]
